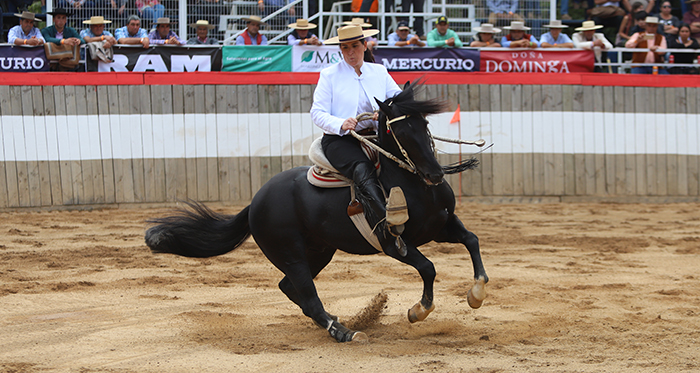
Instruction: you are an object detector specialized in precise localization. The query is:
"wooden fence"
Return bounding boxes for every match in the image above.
[1,81,700,209]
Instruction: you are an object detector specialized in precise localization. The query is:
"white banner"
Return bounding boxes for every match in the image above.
[291,45,343,72]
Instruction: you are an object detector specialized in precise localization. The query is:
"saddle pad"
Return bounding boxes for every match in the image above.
[306,136,380,188]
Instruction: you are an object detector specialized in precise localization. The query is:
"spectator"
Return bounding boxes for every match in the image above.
[187,20,219,45]
[501,20,539,48]
[487,0,523,28]
[103,0,128,26]
[469,23,502,47]
[573,20,613,65]
[236,16,268,45]
[388,20,425,47]
[657,0,680,40]
[590,0,630,32]
[343,18,378,49]
[625,16,668,73]
[148,17,185,45]
[135,0,164,25]
[57,0,96,22]
[668,23,699,74]
[540,20,574,48]
[401,0,424,37]
[9,11,45,46]
[287,18,321,46]
[80,16,116,47]
[683,0,700,42]
[42,8,83,46]
[616,2,645,46]
[427,16,463,47]
[115,14,149,48]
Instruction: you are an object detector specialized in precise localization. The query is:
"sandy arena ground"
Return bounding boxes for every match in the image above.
[1,202,699,373]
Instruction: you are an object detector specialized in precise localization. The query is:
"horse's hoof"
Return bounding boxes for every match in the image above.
[467,289,484,308]
[351,331,368,342]
[467,277,487,309]
[408,302,435,323]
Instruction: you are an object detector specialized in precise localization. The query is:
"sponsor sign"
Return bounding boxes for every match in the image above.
[0,45,49,72]
[221,45,292,72]
[373,47,480,72]
[480,50,595,73]
[292,45,343,72]
[87,45,222,72]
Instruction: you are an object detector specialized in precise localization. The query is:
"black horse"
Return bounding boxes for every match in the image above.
[145,81,489,343]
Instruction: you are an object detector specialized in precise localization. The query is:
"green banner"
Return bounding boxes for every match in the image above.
[221,45,292,72]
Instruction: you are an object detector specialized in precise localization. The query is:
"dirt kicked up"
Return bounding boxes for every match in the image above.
[1,202,699,372]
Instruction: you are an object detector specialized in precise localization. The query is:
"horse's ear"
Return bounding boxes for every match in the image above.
[375,98,393,118]
[403,81,411,90]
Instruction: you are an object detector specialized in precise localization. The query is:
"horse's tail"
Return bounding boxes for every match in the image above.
[145,201,251,258]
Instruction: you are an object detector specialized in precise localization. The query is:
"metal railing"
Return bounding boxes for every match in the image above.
[595,47,699,74]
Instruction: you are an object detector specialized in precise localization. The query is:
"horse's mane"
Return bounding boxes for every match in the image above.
[388,79,449,117]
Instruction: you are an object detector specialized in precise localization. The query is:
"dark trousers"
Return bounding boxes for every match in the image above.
[402,0,424,36]
[321,134,371,179]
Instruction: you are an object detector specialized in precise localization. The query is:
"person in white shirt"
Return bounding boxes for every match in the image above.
[573,20,614,67]
[311,25,407,254]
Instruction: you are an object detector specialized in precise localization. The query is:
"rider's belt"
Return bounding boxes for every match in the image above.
[356,129,376,136]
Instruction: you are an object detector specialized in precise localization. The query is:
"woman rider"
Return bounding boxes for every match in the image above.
[310,25,408,254]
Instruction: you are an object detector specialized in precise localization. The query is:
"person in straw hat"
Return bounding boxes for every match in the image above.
[682,0,700,42]
[80,15,117,48]
[148,17,185,45]
[625,16,668,74]
[236,15,268,45]
[187,19,218,45]
[427,16,463,47]
[115,15,149,48]
[469,23,502,47]
[500,20,538,48]
[388,20,425,47]
[572,20,613,66]
[310,24,409,256]
[8,11,45,46]
[42,8,84,47]
[343,17,378,49]
[539,19,573,48]
[287,18,321,46]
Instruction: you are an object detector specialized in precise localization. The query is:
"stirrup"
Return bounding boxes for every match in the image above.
[386,186,408,227]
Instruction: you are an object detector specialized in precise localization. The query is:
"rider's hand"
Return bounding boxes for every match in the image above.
[341,117,357,131]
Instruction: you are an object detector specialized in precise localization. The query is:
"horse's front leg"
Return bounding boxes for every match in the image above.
[434,213,489,309]
[384,243,436,323]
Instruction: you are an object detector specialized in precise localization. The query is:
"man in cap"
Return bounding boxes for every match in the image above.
[625,16,668,74]
[42,8,84,46]
[80,15,117,47]
[469,23,502,47]
[388,20,425,46]
[115,15,150,47]
[539,19,573,48]
[187,20,219,45]
[9,11,45,46]
[501,21,539,48]
[427,16,462,47]
[683,0,700,42]
[287,18,321,45]
[148,17,185,45]
[236,15,268,45]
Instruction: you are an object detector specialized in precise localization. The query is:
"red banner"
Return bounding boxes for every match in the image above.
[480,50,595,73]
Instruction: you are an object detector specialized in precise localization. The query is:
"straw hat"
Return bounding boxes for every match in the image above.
[644,16,659,24]
[15,11,41,22]
[473,23,501,33]
[288,18,316,30]
[154,17,175,25]
[83,16,112,25]
[544,20,568,28]
[574,20,603,31]
[503,21,530,31]
[241,15,267,26]
[189,20,215,29]
[342,17,372,27]
[325,25,379,44]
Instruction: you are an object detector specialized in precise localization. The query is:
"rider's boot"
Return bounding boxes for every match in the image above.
[353,163,409,256]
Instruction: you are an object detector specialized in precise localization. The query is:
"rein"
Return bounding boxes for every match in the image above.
[350,111,486,174]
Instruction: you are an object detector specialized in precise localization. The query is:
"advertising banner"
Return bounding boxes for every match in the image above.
[221,45,292,72]
[480,50,595,73]
[87,45,222,72]
[373,47,480,72]
[0,45,50,72]
[291,45,343,72]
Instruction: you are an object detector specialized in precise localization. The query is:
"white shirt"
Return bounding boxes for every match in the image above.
[311,60,402,136]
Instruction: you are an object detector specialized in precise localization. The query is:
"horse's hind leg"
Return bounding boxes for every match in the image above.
[279,247,339,322]
[434,214,489,308]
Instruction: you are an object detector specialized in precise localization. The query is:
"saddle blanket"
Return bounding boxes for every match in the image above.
[306,137,380,188]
